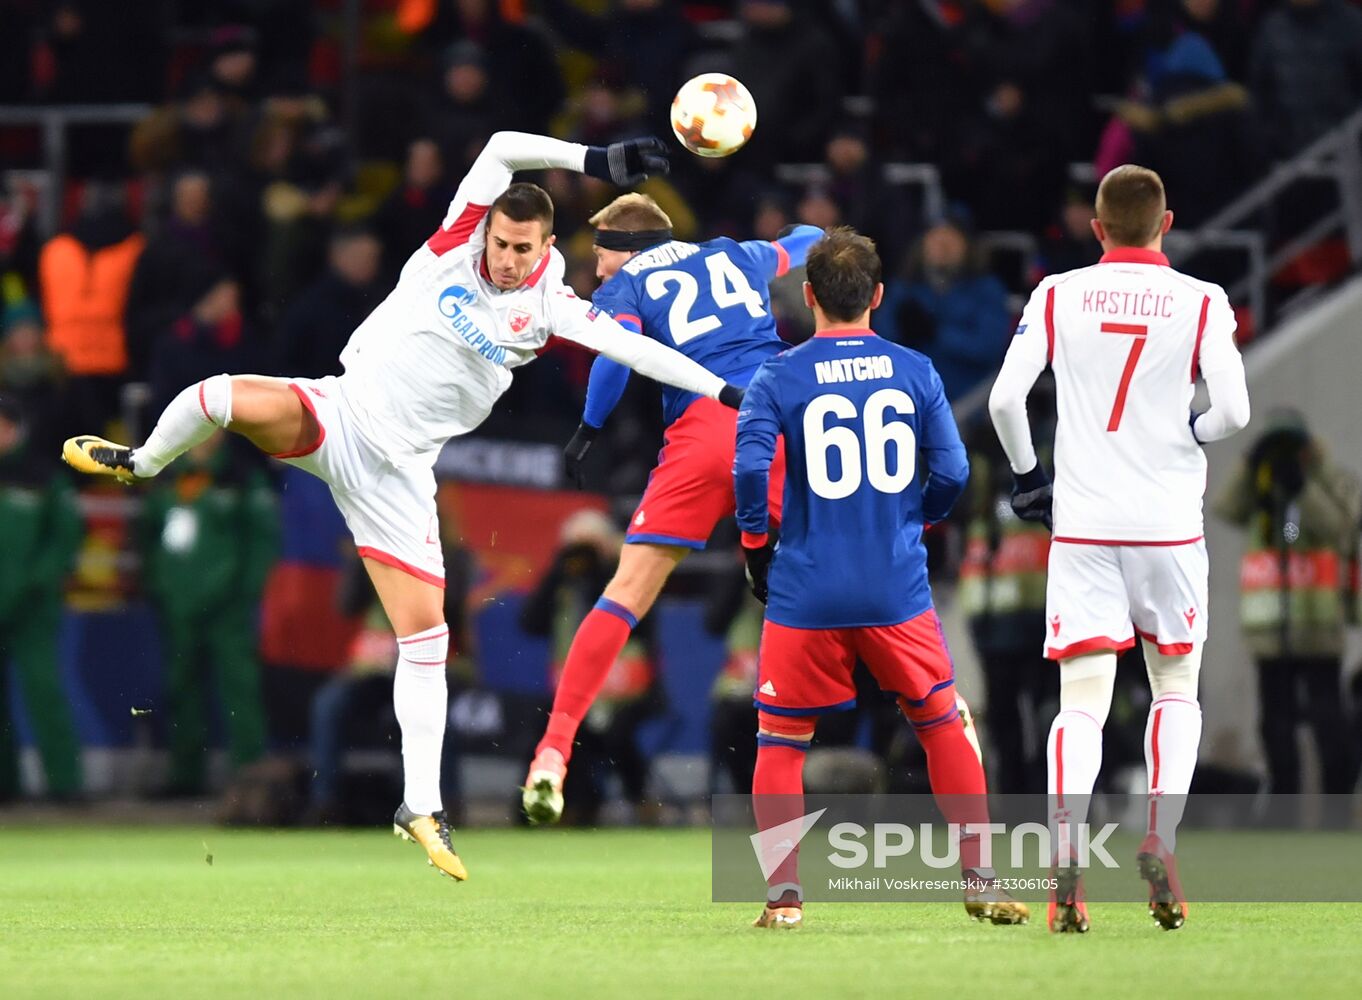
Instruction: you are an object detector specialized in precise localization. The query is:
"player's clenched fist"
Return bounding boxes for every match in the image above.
[1010,464,1053,531]
[743,542,774,604]
[562,423,599,489]
[584,137,671,187]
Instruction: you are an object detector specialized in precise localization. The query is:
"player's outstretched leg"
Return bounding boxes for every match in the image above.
[524,598,639,823]
[62,374,235,481]
[63,374,318,481]
[751,714,813,929]
[524,544,686,824]
[904,696,1030,926]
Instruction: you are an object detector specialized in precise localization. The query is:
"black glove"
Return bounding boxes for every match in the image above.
[584,137,670,186]
[718,383,746,410]
[1010,464,1053,531]
[743,543,774,604]
[563,423,600,488]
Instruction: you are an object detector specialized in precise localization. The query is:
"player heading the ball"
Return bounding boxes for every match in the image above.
[735,226,1029,930]
[63,130,750,882]
[522,193,822,824]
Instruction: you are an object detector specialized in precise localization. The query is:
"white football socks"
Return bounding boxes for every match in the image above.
[1047,652,1116,866]
[132,373,233,477]
[1143,642,1204,852]
[393,623,450,816]
[1046,708,1103,865]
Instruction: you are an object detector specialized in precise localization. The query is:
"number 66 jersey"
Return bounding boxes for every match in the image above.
[992,248,1248,543]
[735,330,969,629]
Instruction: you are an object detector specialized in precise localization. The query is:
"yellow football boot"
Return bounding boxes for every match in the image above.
[62,435,136,483]
[393,803,468,881]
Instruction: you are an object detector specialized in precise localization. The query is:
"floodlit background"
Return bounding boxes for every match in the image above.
[1,0,1360,826]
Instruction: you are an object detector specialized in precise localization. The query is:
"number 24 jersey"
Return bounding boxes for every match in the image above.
[589,237,787,426]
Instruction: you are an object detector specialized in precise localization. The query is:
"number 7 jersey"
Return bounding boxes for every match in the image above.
[1001,247,1244,542]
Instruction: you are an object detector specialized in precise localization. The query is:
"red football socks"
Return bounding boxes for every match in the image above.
[910,705,990,873]
[535,599,637,763]
[753,739,810,898]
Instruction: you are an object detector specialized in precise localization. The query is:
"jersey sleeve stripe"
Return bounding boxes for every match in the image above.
[426,202,489,256]
[614,312,643,332]
[1190,294,1210,383]
[1044,284,1056,366]
[771,241,791,278]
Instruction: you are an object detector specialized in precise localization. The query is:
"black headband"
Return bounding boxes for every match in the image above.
[593,228,672,252]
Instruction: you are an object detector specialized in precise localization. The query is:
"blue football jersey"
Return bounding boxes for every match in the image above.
[588,237,788,426]
[734,331,970,629]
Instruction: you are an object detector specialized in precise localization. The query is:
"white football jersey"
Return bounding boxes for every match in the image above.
[337,132,725,463]
[996,248,1244,542]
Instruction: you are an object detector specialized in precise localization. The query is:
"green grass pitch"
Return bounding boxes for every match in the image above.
[1,825,1357,999]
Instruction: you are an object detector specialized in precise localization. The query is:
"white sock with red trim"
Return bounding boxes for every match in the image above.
[1046,653,1114,864]
[1144,695,1202,853]
[132,373,233,477]
[1046,709,1103,866]
[393,623,450,815]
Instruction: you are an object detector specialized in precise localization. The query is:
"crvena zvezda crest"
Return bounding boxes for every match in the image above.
[509,309,532,334]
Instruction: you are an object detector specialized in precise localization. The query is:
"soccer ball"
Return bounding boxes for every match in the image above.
[670,73,757,158]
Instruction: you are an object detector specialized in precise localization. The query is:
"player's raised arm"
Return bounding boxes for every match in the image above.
[547,290,743,408]
[917,365,970,524]
[1190,289,1251,443]
[437,131,671,233]
[736,224,824,281]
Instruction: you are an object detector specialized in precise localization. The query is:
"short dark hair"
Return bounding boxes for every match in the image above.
[489,182,554,233]
[1096,165,1166,247]
[805,226,882,322]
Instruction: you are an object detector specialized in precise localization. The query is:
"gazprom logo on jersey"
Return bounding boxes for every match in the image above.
[438,284,507,366]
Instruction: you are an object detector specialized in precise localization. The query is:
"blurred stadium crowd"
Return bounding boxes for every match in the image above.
[1,0,1361,821]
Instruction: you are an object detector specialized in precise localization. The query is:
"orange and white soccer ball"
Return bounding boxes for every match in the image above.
[670,73,757,158]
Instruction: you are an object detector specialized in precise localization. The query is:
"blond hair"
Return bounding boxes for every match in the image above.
[588,193,673,231]
[1096,165,1167,247]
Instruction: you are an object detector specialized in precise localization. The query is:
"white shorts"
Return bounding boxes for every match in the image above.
[1044,540,1208,660]
[273,376,444,587]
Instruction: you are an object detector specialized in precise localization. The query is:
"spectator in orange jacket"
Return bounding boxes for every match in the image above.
[38,182,143,438]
